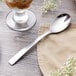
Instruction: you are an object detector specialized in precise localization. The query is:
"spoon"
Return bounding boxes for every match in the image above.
[8,13,71,65]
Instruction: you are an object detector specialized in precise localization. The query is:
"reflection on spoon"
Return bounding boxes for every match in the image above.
[8,13,71,65]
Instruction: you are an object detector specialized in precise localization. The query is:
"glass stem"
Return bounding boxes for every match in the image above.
[13,9,29,24]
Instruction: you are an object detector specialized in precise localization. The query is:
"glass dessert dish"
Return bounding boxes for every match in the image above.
[4,0,36,31]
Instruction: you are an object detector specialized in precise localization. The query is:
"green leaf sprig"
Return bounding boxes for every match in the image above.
[50,57,76,76]
[41,0,61,13]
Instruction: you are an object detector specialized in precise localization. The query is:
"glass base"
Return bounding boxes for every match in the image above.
[6,10,37,32]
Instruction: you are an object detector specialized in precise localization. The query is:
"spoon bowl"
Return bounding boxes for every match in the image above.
[51,13,71,33]
[8,13,71,65]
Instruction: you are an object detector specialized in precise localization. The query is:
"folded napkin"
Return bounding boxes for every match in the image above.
[37,23,76,76]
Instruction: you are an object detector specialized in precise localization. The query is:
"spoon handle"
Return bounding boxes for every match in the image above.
[8,31,51,65]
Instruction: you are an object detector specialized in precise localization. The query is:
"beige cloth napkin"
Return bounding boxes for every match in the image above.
[37,23,76,76]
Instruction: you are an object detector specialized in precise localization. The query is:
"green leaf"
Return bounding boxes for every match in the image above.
[50,57,76,76]
[41,0,61,13]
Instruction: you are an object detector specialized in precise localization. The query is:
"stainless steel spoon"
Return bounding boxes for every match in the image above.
[8,13,71,65]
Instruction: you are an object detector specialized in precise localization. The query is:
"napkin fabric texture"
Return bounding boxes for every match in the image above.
[37,23,76,76]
